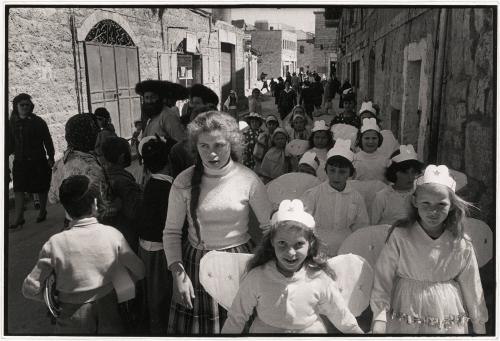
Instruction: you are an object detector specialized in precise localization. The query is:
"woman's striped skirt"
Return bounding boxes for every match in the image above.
[167,240,254,335]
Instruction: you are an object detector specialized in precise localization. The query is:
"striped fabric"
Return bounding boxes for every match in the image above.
[167,240,254,335]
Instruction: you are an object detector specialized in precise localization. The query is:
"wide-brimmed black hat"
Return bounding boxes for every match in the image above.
[135,80,189,101]
[189,84,219,106]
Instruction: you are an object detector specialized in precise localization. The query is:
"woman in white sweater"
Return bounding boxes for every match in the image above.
[163,111,272,334]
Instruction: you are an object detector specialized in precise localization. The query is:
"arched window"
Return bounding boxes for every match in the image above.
[300,45,304,54]
[85,19,135,46]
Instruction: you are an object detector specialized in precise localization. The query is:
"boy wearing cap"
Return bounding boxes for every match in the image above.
[137,136,176,334]
[22,175,145,334]
[300,139,369,256]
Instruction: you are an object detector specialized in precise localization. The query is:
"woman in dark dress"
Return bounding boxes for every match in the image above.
[8,93,55,229]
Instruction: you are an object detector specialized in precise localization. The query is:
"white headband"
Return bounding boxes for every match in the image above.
[299,151,320,171]
[415,165,457,191]
[311,120,329,132]
[392,144,418,163]
[360,118,380,133]
[326,138,354,162]
[271,199,315,229]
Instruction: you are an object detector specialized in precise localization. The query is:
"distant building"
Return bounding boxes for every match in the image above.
[337,7,495,227]
[296,30,315,74]
[250,21,297,78]
[313,10,339,76]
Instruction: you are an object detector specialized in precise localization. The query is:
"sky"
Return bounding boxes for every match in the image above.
[228,8,322,34]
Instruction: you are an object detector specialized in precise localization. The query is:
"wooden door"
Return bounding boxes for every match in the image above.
[84,42,140,138]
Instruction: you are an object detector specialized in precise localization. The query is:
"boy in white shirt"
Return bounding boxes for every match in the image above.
[301,139,369,256]
[22,175,145,334]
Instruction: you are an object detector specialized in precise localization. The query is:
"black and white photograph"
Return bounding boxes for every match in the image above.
[3,2,496,338]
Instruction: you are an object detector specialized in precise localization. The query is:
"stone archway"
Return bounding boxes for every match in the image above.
[77,11,138,44]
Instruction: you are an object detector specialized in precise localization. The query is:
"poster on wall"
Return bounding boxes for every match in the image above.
[177,54,193,79]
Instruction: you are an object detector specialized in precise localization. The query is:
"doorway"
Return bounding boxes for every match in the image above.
[83,20,140,139]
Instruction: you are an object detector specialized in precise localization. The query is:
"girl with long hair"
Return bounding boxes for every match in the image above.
[163,111,272,334]
[222,199,363,333]
[371,165,488,334]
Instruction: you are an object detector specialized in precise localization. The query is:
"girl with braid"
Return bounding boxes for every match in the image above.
[163,111,272,334]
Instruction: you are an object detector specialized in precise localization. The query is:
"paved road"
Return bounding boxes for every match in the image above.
[6,203,66,334]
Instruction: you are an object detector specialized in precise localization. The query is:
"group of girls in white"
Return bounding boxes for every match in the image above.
[24,96,488,335]
[166,106,487,335]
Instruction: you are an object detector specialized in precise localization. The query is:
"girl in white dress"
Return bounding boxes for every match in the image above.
[305,120,334,182]
[222,199,363,334]
[371,165,488,334]
[371,145,424,225]
[353,118,390,182]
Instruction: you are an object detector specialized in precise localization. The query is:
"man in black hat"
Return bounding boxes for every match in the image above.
[135,80,189,143]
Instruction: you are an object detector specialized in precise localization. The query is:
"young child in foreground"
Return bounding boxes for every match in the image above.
[371,165,488,334]
[22,175,145,334]
[222,199,364,334]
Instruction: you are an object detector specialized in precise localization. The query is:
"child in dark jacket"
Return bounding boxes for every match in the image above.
[101,137,143,252]
[22,175,145,335]
[137,135,176,335]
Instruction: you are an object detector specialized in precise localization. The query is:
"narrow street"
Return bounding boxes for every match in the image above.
[4,91,287,334]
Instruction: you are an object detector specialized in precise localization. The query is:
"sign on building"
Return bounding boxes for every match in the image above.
[177,54,193,79]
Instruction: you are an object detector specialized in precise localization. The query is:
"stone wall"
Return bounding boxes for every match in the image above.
[337,7,495,226]
[8,7,78,158]
[251,30,283,79]
[440,8,495,225]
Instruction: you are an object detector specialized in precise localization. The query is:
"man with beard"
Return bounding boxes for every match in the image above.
[168,84,219,178]
[135,80,189,142]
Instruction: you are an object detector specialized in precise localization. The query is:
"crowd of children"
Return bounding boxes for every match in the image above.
[18,79,489,336]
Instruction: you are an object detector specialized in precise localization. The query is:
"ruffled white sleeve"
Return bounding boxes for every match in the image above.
[370,230,400,322]
[456,244,488,333]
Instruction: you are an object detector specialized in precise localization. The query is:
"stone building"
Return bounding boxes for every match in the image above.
[296,30,315,73]
[336,8,495,227]
[7,7,246,158]
[250,23,298,79]
[313,10,339,77]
